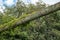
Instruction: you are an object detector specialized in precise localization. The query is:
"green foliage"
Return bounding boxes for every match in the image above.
[0,15,16,25]
[0,0,60,40]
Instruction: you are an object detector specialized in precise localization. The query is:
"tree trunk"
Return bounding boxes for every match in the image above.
[0,2,60,32]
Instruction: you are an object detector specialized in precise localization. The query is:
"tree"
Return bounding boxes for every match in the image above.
[0,2,60,32]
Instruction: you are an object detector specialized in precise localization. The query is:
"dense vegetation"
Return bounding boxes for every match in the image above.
[0,0,60,40]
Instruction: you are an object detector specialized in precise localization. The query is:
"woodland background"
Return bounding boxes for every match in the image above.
[0,0,60,40]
